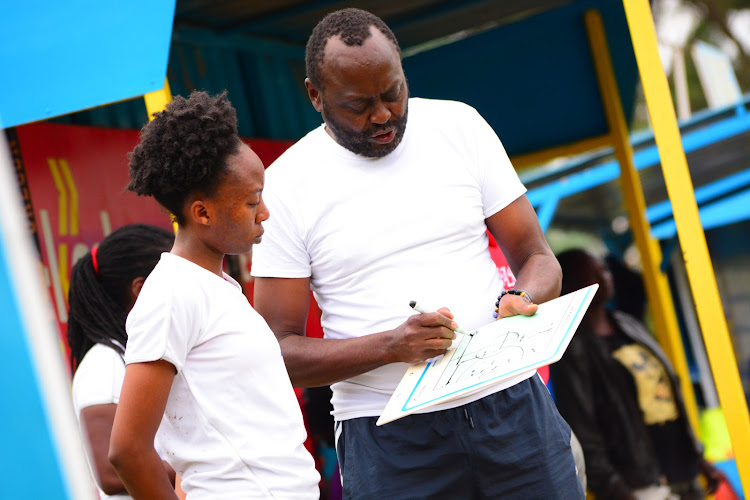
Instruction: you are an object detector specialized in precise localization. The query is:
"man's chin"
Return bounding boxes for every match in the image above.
[324,113,407,157]
[359,144,396,158]
[346,133,404,158]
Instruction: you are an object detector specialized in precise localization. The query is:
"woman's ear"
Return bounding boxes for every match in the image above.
[126,276,147,312]
[189,199,211,226]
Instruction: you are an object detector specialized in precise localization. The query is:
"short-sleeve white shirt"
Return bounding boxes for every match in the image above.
[125,253,319,499]
[251,97,535,420]
[72,343,131,500]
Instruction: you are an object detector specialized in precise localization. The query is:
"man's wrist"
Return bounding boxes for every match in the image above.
[494,288,534,318]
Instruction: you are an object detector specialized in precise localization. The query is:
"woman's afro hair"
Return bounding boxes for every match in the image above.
[126,90,241,224]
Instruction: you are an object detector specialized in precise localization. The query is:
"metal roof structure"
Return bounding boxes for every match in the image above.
[172,0,571,48]
[524,97,750,238]
[57,0,640,164]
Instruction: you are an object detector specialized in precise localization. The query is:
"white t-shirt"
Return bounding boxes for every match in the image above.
[72,343,131,500]
[251,97,535,420]
[125,253,319,500]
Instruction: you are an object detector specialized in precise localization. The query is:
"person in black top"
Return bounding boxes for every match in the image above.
[551,248,722,500]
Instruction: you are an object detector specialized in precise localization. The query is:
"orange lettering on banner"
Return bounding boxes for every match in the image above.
[48,158,81,300]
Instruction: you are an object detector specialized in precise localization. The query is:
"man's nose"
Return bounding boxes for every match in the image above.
[370,99,391,124]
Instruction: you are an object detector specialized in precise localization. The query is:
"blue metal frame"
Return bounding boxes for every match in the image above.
[647,169,750,224]
[651,185,750,240]
[527,95,750,235]
[0,235,69,497]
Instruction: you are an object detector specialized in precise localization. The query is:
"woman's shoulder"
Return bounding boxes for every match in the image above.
[71,343,124,412]
[76,343,123,372]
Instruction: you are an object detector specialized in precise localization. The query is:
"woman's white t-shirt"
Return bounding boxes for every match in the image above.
[72,343,131,500]
[125,253,319,499]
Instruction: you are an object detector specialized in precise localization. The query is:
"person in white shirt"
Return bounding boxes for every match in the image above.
[109,90,320,500]
[67,223,176,499]
[251,8,582,499]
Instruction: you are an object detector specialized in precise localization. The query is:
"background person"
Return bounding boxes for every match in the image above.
[109,90,319,499]
[551,248,722,500]
[252,8,582,499]
[68,223,176,499]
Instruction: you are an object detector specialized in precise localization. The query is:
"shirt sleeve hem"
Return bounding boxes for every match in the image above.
[250,268,312,279]
[483,187,527,219]
[125,354,182,374]
[77,397,118,410]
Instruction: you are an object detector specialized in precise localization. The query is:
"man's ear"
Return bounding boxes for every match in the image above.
[305,78,323,113]
[189,199,211,226]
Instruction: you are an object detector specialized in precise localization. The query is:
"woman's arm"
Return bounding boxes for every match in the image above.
[81,404,177,495]
[80,404,127,495]
[109,360,177,499]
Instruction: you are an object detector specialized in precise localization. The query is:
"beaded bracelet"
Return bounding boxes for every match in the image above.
[494,288,534,318]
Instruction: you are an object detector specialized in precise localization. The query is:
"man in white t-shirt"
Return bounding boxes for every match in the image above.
[252,8,582,499]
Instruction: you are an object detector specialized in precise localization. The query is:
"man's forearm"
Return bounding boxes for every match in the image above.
[512,252,562,303]
[279,331,397,387]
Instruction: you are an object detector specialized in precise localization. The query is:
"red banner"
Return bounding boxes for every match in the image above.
[15,121,293,361]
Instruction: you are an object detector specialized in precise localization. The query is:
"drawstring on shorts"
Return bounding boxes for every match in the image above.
[464,408,475,429]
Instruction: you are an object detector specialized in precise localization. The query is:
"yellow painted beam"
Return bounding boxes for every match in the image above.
[622,0,750,491]
[584,9,701,437]
[143,77,172,121]
[511,134,612,169]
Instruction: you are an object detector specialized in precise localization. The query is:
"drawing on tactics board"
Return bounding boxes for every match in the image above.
[377,283,598,425]
[434,321,555,388]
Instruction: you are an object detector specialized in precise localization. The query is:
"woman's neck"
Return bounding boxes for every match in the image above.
[170,231,225,276]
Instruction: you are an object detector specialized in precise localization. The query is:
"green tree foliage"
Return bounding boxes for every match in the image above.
[684,0,750,93]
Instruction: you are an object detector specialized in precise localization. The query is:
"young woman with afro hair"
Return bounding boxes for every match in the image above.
[109,91,319,499]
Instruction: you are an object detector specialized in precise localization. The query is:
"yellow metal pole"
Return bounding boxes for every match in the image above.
[622,0,750,491]
[511,134,611,169]
[144,77,172,121]
[584,10,701,437]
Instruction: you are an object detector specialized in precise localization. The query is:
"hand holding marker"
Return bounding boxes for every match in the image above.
[409,301,475,337]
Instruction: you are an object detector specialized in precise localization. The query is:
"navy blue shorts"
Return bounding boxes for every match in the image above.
[336,375,584,499]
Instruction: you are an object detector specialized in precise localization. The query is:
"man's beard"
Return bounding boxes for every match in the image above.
[322,98,408,158]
